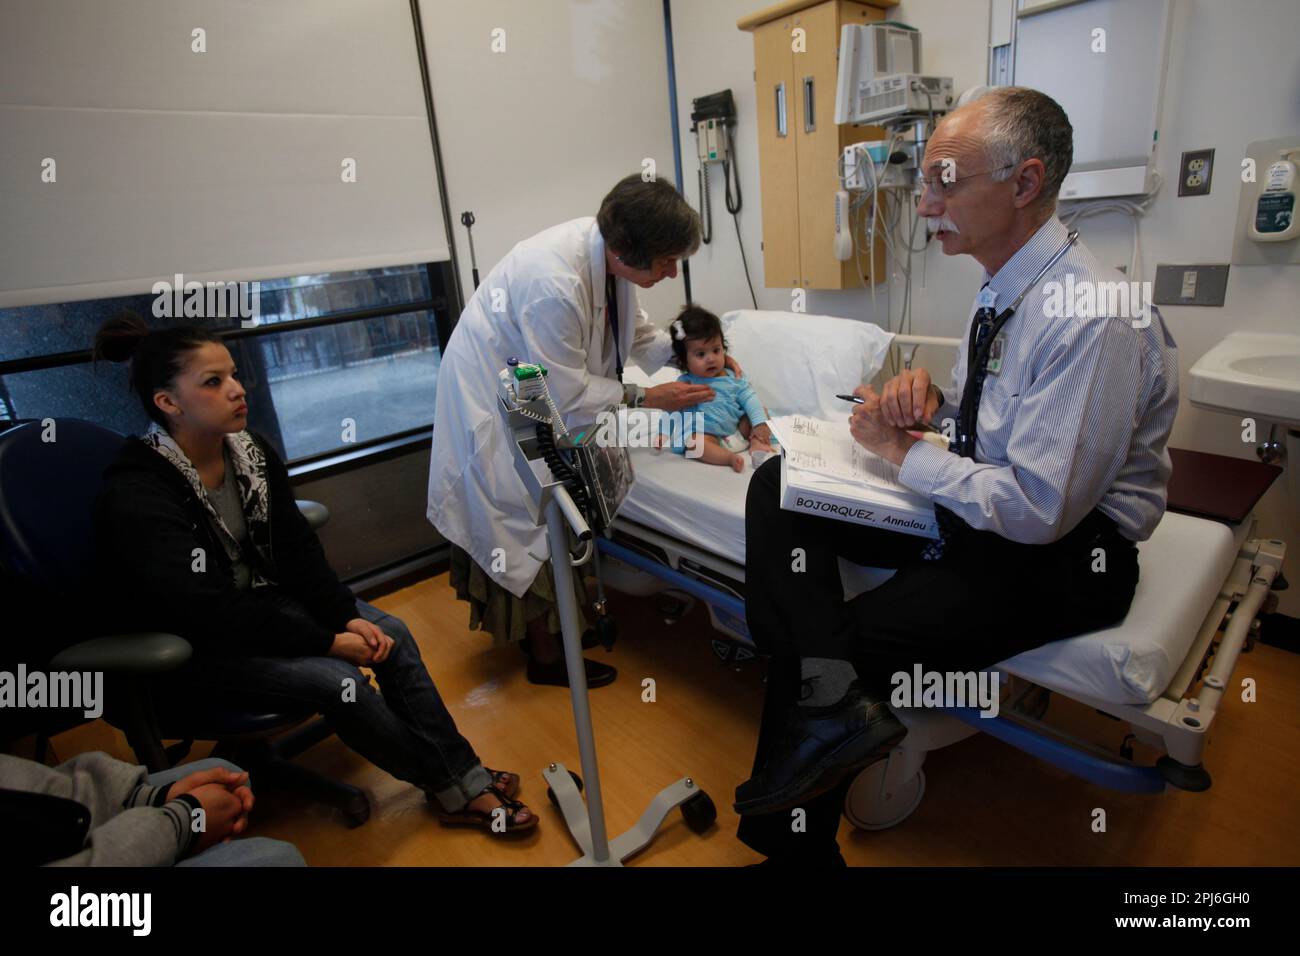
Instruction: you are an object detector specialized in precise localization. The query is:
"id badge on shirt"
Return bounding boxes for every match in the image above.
[987,334,1005,375]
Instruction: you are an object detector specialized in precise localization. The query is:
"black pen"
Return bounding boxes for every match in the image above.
[836,393,941,434]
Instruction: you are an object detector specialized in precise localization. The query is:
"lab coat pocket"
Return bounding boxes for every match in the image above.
[466,414,527,506]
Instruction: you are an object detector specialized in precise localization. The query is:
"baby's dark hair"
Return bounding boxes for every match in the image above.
[92,312,224,430]
[669,305,727,371]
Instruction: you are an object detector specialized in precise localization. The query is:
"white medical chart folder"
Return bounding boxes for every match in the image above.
[771,415,939,540]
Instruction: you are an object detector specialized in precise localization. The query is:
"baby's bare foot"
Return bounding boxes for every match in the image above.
[730,454,746,473]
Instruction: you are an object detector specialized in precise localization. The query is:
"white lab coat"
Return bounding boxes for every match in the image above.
[426,217,675,597]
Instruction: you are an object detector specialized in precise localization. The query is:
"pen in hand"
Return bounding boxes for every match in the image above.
[836,393,941,434]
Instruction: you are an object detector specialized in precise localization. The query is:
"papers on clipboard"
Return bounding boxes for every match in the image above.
[768,414,916,492]
[768,414,939,539]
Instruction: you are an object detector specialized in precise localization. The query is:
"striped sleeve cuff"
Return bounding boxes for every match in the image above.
[125,781,159,809]
[897,438,958,497]
[161,794,202,859]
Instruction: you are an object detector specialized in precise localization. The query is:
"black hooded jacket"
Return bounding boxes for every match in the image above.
[92,430,358,658]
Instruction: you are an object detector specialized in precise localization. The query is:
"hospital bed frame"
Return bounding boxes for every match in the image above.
[597,334,1289,829]
[599,519,1284,826]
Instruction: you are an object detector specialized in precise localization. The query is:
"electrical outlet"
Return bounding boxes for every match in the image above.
[1152,264,1230,306]
[1178,148,1215,197]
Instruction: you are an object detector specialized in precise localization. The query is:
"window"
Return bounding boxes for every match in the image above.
[0,263,458,465]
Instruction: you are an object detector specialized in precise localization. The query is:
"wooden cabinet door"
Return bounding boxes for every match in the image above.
[793,0,885,289]
[753,17,801,289]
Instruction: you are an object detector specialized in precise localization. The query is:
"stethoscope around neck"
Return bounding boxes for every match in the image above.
[956,229,1079,457]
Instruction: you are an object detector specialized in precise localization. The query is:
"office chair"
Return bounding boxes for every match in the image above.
[0,418,369,825]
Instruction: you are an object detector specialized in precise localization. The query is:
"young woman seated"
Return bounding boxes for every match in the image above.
[90,314,535,834]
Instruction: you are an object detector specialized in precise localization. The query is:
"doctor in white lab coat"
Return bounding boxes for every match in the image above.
[427,175,722,687]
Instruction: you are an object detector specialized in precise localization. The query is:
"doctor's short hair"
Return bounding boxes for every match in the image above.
[597,174,702,270]
[668,305,727,371]
[969,86,1073,209]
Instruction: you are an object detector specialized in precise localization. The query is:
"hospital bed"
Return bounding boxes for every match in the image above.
[597,310,1287,829]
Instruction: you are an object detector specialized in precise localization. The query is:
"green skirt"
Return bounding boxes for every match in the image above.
[448,544,591,647]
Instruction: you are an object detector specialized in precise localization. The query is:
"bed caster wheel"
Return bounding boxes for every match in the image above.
[546,770,584,807]
[1156,756,1211,792]
[844,761,925,831]
[657,592,695,625]
[680,790,716,833]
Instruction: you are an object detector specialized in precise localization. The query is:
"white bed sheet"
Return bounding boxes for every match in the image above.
[615,374,1242,705]
[1001,511,1242,705]
[618,443,752,563]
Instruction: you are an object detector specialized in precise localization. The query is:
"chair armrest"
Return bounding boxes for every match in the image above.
[296,499,330,531]
[50,632,192,675]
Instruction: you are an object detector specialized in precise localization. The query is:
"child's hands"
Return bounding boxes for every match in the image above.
[188,783,250,853]
[166,767,250,804]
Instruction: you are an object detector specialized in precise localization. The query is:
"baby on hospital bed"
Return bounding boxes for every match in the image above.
[654,306,777,472]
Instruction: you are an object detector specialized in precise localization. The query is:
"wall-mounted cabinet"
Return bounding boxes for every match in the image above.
[739,0,896,290]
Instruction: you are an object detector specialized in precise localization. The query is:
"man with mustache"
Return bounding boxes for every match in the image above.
[733,87,1178,865]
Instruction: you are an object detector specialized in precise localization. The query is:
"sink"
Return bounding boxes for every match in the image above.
[1189,332,1300,428]
[1228,355,1300,379]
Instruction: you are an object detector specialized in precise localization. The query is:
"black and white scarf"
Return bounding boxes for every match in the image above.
[141,423,274,588]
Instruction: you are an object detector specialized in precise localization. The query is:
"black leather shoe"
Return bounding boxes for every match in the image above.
[526,656,617,688]
[733,681,905,816]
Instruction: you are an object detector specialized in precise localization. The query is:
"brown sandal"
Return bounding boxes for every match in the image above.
[438,783,537,832]
[486,768,520,799]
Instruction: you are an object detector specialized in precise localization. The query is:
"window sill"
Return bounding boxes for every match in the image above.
[288,426,433,481]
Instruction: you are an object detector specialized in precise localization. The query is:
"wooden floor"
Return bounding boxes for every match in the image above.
[42,572,1300,866]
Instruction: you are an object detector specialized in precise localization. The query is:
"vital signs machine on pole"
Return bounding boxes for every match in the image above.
[497,359,717,865]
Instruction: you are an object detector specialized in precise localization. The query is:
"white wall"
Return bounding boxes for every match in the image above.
[668,0,1300,612]
[418,0,682,323]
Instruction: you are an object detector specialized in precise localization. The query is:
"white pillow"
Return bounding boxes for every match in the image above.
[718,310,894,421]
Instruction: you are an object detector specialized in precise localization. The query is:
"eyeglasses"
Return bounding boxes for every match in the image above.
[919,163,1019,197]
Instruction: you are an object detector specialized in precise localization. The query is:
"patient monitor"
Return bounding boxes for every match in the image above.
[496,359,717,865]
[497,360,632,532]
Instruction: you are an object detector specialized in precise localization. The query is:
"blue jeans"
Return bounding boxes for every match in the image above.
[166,598,492,812]
[145,757,305,867]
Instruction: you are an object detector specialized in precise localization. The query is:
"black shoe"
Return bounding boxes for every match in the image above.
[732,680,905,816]
[526,655,618,688]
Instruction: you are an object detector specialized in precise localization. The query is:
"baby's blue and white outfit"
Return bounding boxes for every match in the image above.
[661,370,768,455]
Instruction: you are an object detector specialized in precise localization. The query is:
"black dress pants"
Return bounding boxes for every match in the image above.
[737,457,1140,861]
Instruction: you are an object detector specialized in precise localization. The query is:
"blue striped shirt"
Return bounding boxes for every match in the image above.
[898,215,1179,544]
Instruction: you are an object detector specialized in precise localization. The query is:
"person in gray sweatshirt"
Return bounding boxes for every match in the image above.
[0,751,305,866]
